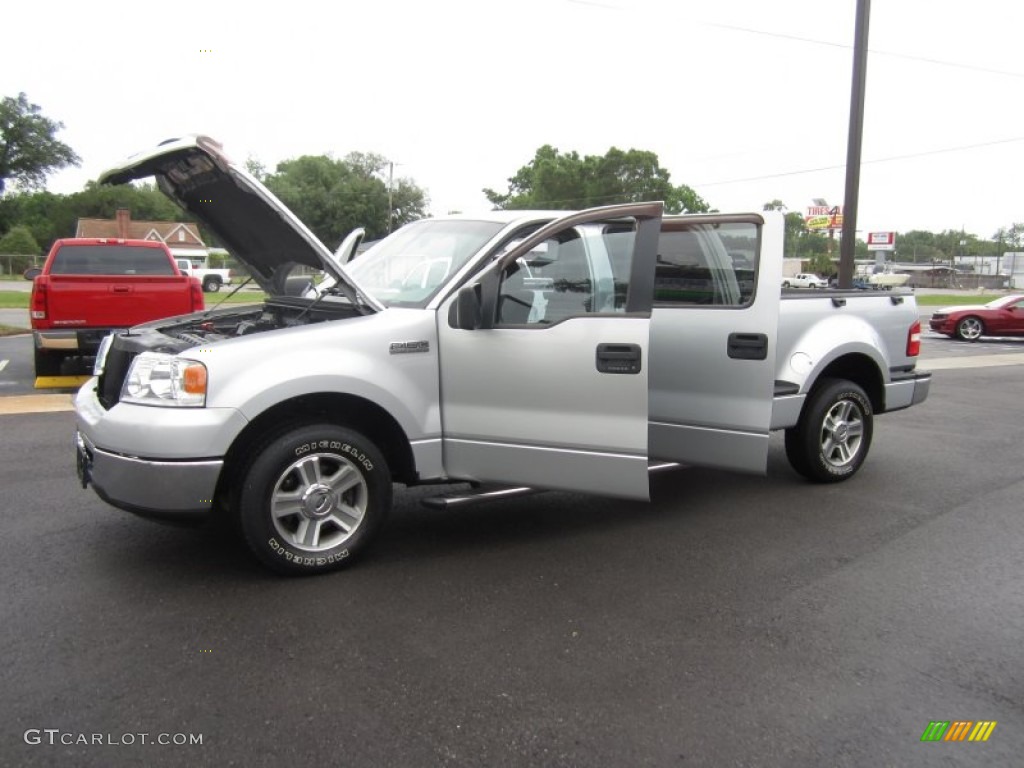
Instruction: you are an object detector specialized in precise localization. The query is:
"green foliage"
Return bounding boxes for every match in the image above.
[0,224,40,254]
[263,153,428,246]
[0,182,192,252]
[484,145,710,214]
[0,224,41,273]
[0,93,81,193]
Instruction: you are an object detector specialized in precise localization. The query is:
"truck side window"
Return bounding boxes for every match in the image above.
[497,228,633,325]
[653,223,758,307]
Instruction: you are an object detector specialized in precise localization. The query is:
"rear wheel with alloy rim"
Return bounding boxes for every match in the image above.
[785,378,873,483]
[238,424,391,574]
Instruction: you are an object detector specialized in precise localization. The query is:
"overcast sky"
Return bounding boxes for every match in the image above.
[3,0,1022,240]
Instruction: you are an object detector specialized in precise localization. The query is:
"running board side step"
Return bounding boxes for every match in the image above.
[419,462,682,510]
[420,486,540,510]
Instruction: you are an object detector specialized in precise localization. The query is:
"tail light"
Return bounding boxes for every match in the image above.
[906,320,921,357]
[30,278,48,324]
[190,277,205,311]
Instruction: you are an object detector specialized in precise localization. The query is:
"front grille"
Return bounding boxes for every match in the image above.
[98,345,137,409]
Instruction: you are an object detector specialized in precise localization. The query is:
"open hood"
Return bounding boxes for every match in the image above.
[99,135,381,309]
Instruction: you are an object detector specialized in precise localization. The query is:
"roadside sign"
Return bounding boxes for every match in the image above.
[867,231,896,251]
[806,205,843,230]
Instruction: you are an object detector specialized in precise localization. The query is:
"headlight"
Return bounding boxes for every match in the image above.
[121,352,208,407]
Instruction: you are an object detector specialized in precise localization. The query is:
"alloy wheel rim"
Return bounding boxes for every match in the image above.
[819,399,865,468]
[270,453,367,552]
[960,318,982,339]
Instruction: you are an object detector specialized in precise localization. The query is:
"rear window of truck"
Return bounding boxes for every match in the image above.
[50,245,176,276]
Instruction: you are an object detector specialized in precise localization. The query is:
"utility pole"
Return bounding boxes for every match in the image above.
[838,0,871,288]
[387,161,394,234]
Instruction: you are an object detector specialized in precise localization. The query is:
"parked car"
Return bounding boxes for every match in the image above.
[928,294,1024,341]
[782,273,825,289]
[25,238,204,377]
[175,258,233,292]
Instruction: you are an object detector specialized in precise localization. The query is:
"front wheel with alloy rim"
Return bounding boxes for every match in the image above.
[238,424,391,575]
[955,315,984,341]
[785,378,873,483]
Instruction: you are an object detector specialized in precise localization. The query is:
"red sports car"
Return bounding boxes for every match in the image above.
[929,294,1024,340]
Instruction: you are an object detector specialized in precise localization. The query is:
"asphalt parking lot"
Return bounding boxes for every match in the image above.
[1,335,1022,766]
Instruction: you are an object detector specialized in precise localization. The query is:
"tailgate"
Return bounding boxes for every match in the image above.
[45,275,195,328]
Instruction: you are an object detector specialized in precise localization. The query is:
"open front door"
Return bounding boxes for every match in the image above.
[437,202,662,499]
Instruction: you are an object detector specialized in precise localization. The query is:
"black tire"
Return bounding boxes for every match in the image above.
[782,281,791,288]
[34,347,64,377]
[237,424,392,575]
[785,378,873,483]
[202,276,221,293]
[955,315,984,342]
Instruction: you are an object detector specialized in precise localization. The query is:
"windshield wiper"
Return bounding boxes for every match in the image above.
[290,283,348,325]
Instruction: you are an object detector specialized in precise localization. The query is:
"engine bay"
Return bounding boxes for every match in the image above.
[115,295,363,356]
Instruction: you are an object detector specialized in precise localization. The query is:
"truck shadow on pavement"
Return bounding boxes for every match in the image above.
[84,451,805,582]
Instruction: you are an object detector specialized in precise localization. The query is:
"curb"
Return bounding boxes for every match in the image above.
[0,394,75,415]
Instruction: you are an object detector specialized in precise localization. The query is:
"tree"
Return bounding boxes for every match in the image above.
[0,224,41,274]
[264,153,428,245]
[484,145,710,214]
[0,93,81,194]
[0,181,193,252]
[244,156,267,181]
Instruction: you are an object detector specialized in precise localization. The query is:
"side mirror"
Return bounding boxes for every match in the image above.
[456,284,482,330]
[24,267,42,281]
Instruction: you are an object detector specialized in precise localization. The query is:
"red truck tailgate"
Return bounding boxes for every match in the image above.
[41,274,198,328]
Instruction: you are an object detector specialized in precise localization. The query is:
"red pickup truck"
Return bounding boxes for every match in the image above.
[26,238,205,377]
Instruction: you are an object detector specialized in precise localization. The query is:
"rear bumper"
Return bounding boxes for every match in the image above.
[883,370,931,412]
[35,328,120,353]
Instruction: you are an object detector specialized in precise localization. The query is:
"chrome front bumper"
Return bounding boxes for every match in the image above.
[76,431,221,523]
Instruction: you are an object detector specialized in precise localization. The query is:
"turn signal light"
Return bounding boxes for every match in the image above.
[906,320,921,357]
[183,364,207,395]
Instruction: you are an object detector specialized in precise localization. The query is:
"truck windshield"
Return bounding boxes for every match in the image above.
[345,219,504,307]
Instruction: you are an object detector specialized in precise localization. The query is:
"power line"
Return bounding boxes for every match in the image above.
[694,136,1024,188]
[697,20,1024,79]
[564,0,1024,80]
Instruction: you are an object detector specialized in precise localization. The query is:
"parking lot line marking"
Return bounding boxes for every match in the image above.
[924,353,1024,371]
[0,359,8,373]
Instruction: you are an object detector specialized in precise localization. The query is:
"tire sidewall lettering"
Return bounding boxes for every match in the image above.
[293,440,373,471]
[268,536,349,567]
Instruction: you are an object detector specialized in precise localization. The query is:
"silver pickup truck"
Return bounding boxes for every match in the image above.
[74,136,931,574]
